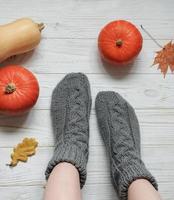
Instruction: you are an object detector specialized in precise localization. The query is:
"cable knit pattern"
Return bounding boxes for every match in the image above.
[95,91,158,200]
[45,73,91,188]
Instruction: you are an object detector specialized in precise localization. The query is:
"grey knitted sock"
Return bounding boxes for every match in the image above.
[45,73,91,188]
[95,91,158,200]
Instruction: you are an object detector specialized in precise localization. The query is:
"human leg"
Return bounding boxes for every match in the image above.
[44,162,81,200]
[44,73,92,200]
[95,92,158,200]
[128,179,161,200]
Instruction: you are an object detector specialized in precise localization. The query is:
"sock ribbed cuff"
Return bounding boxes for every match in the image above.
[45,143,88,188]
[114,162,158,200]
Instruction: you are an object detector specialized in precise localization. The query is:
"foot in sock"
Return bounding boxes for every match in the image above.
[95,91,158,200]
[45,73,92,188]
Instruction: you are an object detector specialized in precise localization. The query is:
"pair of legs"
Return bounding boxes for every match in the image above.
[44,163,161,200]
[44,73,161,200]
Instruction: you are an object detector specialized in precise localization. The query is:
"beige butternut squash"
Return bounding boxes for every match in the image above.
[0,18,44,62]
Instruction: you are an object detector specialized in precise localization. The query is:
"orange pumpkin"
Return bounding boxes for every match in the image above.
[98,20,143,65]
[0,65,39,115]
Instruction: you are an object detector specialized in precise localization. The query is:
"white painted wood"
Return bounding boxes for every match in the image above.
[0,0,174,39]
[0,0,174,199]
[0,39,173,74]
[1,145,174,184]
[36,74,174,109]
[0,145,173,200]
[0,185,119,200]
[0,109,174,147]
[0,183,173,200]
[0,73,172,111]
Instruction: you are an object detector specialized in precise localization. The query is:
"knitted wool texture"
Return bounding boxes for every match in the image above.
[45,73,92,188]
[95,91,158,200]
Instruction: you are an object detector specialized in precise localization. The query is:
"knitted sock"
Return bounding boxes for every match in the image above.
[45,73,92,188]
[95,91,158,200]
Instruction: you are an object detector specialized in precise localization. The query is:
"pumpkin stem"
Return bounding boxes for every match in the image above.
[116,39,123,47]
[37,23,45,32]
[140,25,163,49]
[5,83,16,94]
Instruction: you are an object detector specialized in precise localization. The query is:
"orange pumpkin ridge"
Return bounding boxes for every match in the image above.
[0,65,39,115]
[98,20,143,65]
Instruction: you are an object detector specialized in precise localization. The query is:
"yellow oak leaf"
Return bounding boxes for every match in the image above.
[153,41,174,77]
[8,138,38,167]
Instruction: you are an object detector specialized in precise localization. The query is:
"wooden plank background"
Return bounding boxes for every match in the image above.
[0,0,174,199]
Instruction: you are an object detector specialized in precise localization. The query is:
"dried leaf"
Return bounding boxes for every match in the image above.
[153,41,174,77]
[8,138,38,167]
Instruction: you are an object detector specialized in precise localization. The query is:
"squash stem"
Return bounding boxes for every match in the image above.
[38,23,45,31]
[116,39,123,47]
[5,83,16,94]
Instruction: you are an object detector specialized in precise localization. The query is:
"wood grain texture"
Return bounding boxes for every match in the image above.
[0,145,173,200]
[0,0,174,199]
[0,109,174,147]
[1,144,174,183]
[0,74,172,111]
[0,39,173,74]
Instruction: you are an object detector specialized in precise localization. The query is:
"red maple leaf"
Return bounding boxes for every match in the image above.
[153,41,174,77]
